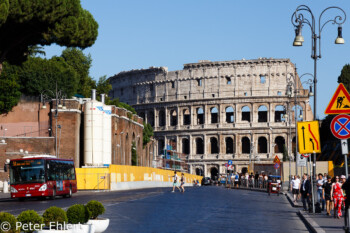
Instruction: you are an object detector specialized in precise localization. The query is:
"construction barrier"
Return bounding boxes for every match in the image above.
[76,165,202,191]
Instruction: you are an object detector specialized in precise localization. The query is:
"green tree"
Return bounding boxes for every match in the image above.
[0,62,21,114]
[96,75,112,99]
[0,0,98,73]
[61,48,93,97]
[131,141,137,166]
[17,56,79,98]
[338,64,350,92]
[143,123,154,146]
[282,144,288,162]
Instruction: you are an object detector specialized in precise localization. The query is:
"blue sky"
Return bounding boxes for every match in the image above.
[43,0,350,119]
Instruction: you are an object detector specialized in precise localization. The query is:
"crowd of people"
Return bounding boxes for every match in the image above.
[217,172,273,189]
[290,173,350,219]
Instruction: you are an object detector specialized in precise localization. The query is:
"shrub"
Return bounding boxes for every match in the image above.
[66,204,91,224]
[17,210,43,233]
[42,206,67,229]
[86,200,105,219]
[0,212,17,233]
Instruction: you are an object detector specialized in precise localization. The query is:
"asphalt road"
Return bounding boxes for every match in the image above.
[0,186,309,233]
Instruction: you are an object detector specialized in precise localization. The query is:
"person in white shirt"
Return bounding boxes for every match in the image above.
[172,171,181,193]
[290,175,301,203]
[316,173,325,211]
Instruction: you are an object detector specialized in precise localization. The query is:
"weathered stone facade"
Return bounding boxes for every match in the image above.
[109,58,313,177]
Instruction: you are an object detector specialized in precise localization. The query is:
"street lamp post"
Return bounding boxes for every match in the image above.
[292,5,346,121]
[40,85,66,158]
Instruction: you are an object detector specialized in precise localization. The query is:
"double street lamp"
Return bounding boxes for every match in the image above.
[40,85,66,158]
[291,5,346,120]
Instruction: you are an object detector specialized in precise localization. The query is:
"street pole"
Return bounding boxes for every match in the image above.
[310,155,315,214]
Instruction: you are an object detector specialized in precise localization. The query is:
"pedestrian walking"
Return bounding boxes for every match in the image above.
[317,173,325,211]
[180,173,185,193]
[172,171,181,193]
[342,176,350,231]
[331,176,344,218]
[301,174,311,211]
[234,172,239,188]
[290,175,301,203]
[323,175,332,216]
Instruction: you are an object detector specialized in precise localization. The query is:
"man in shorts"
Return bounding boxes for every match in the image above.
[172,171,181,192]
[290,175,300,203]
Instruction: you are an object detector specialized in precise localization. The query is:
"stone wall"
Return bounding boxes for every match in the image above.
[109,58,314,177]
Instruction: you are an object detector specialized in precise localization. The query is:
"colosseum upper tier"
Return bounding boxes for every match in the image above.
[109,58,313,177]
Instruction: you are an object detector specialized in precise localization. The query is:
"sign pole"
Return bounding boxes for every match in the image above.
[341,139,350,231]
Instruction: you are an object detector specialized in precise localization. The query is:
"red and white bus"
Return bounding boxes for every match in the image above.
[8,155,77,200]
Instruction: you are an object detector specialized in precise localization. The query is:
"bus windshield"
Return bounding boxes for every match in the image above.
[10,159,45,184]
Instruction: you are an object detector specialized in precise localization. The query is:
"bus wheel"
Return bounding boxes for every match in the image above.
[65,186,72,198]
[51,188,56,200]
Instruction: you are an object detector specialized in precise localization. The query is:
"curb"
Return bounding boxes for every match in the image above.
[298,210,326,233]
[285,192,302,207]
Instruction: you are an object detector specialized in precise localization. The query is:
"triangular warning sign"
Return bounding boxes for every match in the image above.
[273,155,280,164]
[325,83,350,114]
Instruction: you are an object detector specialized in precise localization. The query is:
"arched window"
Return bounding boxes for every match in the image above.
[182,138,190,155]
[258,137,267,153]
[275,136,285,153]
[158,139,165,156]
[210,137,219,154]
[196,138,204,154]
[183,109,191,125]
[170,110,177,126]
[147,111,154,127]
[258,105,268,123]
[159,110,165,126]
[226,137,234,154]
[139,112,145,122]
[242,106,251,122]
[242,137,250,154]
[196,168,203,176]
[211,107,218,124]
[197,108,204,125]
[275,105,285,122]
[225,107,234,123]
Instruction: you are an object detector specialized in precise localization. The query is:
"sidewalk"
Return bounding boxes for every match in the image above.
[0,191,11,200]
[285,191,345,233]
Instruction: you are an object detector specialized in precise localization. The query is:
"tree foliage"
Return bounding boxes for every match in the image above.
[131,141,137,166]
[0,0,98,73]
[338,64,350,91]
[143,123,154,146]
[0,62,21,114]
[61,47,93,97]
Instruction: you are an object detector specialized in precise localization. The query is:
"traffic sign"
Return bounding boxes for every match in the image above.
[228,160,233,165]
[227,165,233,170]
[224,163,229,168]
[297,154,307,167]
[273,155,280,164]
[325,83,350,114]
[297,121,321,154]
[341,139,349,155]
[274,163,280,169]
[331,114,350,139]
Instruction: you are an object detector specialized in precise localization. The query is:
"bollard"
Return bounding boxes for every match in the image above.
[3,181,8,193]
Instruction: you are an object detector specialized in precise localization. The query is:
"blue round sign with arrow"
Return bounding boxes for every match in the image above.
[228,160,233,165]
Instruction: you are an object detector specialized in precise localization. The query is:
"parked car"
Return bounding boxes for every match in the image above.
[202,177,211,186]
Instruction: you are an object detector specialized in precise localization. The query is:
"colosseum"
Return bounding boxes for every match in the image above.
[108,58,314,178]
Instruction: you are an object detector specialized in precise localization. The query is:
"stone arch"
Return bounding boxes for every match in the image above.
[147,111,154,127]
[242,136,250,154]
[274,105,285,122]
[274,136,285,153]
[210,107,218,124]
[170,109,177,126]
[158,138,165,156]
[225,106,234,123]
[258,136,267,153]
[258,105,268,122]
[210,167,219,180]
[159,110,165,127]
[210,137,219,154]
[182,138,190,155]
[195,167,204,176]
[242,106,251,122]
[183,109,191,125]
[225,137,234,154]
[196,137,204,154]
[196,107,204,125]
